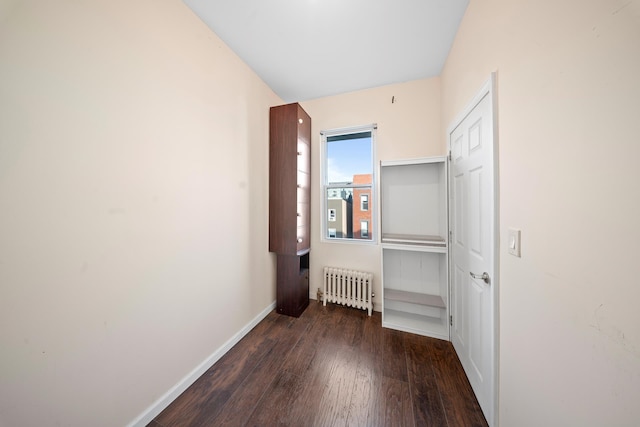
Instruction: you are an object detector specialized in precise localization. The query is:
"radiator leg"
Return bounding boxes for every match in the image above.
[322,267,327,307]
[367,281,373,316]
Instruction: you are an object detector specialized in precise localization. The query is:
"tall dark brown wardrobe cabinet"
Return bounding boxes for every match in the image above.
[269,103,311,317]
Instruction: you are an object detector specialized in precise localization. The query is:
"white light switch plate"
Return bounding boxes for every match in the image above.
[508,228,521,257]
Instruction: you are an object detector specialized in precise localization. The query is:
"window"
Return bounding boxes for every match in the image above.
[321,124,376,242]
[360,220,369,238]
[360,194,369,211]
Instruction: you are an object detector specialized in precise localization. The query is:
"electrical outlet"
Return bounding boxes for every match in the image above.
[508,228,521,257]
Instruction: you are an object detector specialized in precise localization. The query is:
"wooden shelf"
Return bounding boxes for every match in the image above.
[381,233,446,247]
[384,288,445,308]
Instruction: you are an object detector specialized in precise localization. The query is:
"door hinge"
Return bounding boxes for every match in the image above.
[448,151,451,161]
[450,315,453,326]
[449,230,452,244]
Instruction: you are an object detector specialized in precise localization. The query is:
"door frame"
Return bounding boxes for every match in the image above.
[447,72,500,426]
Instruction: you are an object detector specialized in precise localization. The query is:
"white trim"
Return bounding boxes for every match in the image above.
[490,71,501,427]
[320,122,378,137]
[127,301,277,427]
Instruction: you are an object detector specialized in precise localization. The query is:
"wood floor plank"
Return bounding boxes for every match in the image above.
[318,303,353,344]
[154,311,292,426]
[152,340,271,426]
[360,311,383,356]
[332,304,365,348]
[204,313,311,426]
[313,345,359,427]
[405,335,448,427]
[346,350,384,426]
[382,376,415,427]
[245,345,338,426]
[284,331,335,379]
[382,328,409,382]
[242,369,306,426]
[429,339,488,427]
[280,344,339,425]
[150,305,488,427]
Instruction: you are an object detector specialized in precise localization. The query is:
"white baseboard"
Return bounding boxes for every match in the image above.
[127,301,276,427]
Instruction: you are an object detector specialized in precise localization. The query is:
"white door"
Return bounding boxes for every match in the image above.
[449,78,497,426]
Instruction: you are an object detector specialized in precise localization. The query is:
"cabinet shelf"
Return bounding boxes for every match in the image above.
[383,309,449,340]
[381,233,446,252]
[384,288,445,308]
[382,233,445,246]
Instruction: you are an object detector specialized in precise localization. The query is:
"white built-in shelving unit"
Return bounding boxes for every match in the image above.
[380,156,449,340]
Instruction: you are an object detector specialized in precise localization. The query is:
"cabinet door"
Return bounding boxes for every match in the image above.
[276,254,309,317]
[295,107,311,253]
[297,267,310,312]
[297,170,310,203]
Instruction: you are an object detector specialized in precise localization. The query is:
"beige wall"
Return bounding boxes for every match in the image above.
[0,1,280,426]
[3,0,639,425]
[301,78,442,310]
[441,0,640,425]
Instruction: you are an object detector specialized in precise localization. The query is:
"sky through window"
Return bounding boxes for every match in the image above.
[326,135,372,184]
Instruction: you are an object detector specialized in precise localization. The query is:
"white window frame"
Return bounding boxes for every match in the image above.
[320,124,377,244]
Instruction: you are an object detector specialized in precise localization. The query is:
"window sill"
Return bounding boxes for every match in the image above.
[320,237,378,245]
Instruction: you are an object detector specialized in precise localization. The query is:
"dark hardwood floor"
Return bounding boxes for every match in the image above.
[149,302,488,427]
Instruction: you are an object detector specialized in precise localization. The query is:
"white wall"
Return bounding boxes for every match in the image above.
[0,1,281,426]
[301,78,442,310]
[441,0,640,425]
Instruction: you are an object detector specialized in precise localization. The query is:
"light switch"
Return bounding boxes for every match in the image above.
[508,228,521,257]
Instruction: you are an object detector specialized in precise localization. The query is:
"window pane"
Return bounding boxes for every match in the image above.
[354,189,372,240]
[326,187,353,238]
[325,187,373,240]
[322,126,375,243]
[326,133,372,184]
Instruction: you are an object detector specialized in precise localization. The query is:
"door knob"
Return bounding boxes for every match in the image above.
[470,271,490,284]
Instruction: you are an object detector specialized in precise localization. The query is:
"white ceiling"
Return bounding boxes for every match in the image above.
[183,0,469,102]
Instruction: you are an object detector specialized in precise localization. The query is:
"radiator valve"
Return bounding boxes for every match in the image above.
[317,287,323,302]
